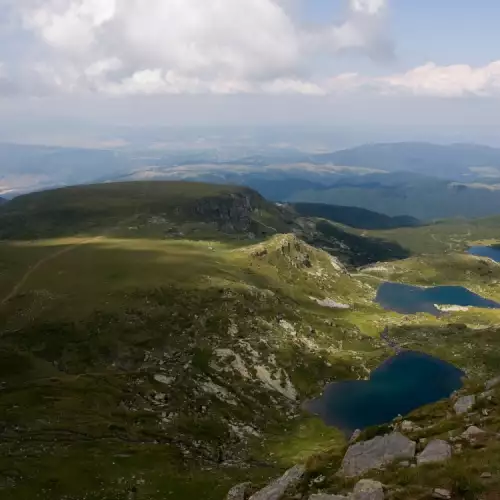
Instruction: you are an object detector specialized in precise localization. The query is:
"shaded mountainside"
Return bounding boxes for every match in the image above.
[291,202,420,230]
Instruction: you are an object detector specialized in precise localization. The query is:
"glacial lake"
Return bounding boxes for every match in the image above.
[305,351,464,433]
[468,245,500,262]
[375,282,500,316]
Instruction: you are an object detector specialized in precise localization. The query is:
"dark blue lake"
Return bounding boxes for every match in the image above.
[375,282,500,316]
[306,351,464,433]
[468,245,500,262]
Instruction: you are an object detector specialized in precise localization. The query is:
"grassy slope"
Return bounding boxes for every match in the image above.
[0,232,393,499]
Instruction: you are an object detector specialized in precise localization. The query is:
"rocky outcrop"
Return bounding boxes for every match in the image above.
[249,465,305,500]
[417,440,452,465]
[454,395,476,414]
[338,432,416,477]
[352,479,384,500]
[226,483,252,500]
[432,488,451,499]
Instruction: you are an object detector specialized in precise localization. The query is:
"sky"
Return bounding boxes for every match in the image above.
[1,0,500,145]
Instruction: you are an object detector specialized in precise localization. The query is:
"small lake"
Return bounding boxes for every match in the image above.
[305,351,464,433]
[375,282,500,316]
[468,245,500,262]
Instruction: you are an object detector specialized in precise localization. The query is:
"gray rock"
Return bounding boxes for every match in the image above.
[350,429,362,443]
[481,472,492,479]
[461,426,485,441]
[479,389,495,400]
[249,465,306,500]
[485,376,500,390]
[338,432,416,477]
[454,395,476,415]
[432,488,451,499]
[309,494,348,500]
[400,420,419,432]
[352,479,384,500]
[417,440,452,465]
[227,483,252,500]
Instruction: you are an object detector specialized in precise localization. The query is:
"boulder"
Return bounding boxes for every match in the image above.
[461,426,485,442]
[417,440,452,465]
[400,420,419,432]
[227,483,252,500]
[481,472,492,479]
[249,465,306,500]
[352,479,384,500]
[338,432,416,477]
[485,376,500,390]
[349,429,362,444]
[479,389,495,401]
[432,489,451,499]
[454,395,476,415]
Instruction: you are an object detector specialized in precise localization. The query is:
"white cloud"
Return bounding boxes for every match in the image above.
[381,61,500,97]
[12,0,389,96]
[11,1,500,101]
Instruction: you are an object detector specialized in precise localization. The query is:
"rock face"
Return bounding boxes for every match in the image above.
[454,395,476,415]
[227,483,252,500]
[417,439,452,465]
[249,465,305,500]
[338,432,416,477]
[352,479,385,500]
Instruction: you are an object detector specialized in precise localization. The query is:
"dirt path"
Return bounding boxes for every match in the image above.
[1,236,102,307]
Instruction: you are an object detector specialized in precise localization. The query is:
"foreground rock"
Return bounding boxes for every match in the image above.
[249,465,305,500]
[338,432,416,477]
[352,479,384,500]
[485,376,500,390]
[461,426,485,442]
[454,395,476,415]
[432,488,451,499]
[417,439,452,465]
[227,482,252,500]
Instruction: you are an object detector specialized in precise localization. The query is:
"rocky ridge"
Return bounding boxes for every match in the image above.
[225,376,500,500]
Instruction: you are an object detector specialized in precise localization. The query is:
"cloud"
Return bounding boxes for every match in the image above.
[11,1,500,100]
[9,0,389,96]
[381,61,500,97]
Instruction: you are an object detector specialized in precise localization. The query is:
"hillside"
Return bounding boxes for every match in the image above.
[0,181,408,268]
[3,181,500,499]
[291,202,419,230]
[0,181,291,240]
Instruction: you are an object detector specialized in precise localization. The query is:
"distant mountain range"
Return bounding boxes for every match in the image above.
[4,141,500,220]
[310,142,500,181]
